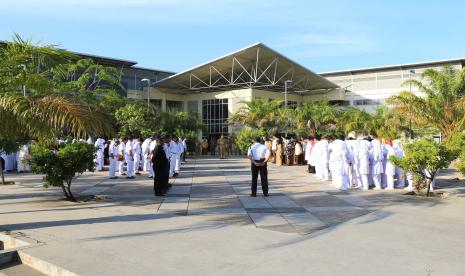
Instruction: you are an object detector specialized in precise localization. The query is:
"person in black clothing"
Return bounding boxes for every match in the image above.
[152,137,170,196]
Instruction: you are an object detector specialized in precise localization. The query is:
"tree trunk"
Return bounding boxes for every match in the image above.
[61,184,71,200]
[66,179,76,202]
[425,171,436,197]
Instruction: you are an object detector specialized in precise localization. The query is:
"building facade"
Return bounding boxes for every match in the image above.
[86,42,462,138]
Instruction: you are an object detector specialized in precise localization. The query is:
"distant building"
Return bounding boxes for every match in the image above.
[319,58,465,112]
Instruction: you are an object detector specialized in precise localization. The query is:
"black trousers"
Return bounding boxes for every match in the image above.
[251,159,268,195]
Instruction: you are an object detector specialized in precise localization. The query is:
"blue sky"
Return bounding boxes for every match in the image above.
[1,0,464,73]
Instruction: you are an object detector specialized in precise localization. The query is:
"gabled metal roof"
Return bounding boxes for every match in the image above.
[154,42,339,94]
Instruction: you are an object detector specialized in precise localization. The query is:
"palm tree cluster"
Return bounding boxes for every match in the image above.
[387,66,465,140]
[0,34,118,146]
[229,99,406,139]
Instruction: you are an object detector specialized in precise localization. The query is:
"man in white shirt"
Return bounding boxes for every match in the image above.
[169,136,182,177]
[133,138,142,175]
[141,137,152,172]
[370,133,384,190]
[247,137,271,197]
[118,138,126,176]
[125,138,135,179]
[108,140,119,179]
[147,138,157,178]
[94,136,106,171]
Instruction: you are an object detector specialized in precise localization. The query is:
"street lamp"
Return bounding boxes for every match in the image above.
[284,80,293,108]
[141,78,151,106]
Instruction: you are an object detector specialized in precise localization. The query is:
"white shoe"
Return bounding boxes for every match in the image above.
[372,186,381,190]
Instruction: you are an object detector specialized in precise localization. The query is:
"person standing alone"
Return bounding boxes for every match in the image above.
[247,137,271,197]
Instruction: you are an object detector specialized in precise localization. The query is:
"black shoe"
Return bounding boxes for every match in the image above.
[250,194,257,197]
[148,176,154,178]
[264,194,269,197]
[135,172,141,175]
[126,176,135,179]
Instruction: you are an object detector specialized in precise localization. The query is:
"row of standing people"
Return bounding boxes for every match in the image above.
[267,133,416,191]
[97,136,186,181]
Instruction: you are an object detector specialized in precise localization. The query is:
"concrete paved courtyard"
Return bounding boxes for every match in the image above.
[1,157,465,275]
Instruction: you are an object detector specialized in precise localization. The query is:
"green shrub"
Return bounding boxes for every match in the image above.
[389,138,454,196]
[29,142,96,201]
[235,128,268,154]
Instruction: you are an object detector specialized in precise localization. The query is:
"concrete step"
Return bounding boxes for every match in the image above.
[0,261,46,276]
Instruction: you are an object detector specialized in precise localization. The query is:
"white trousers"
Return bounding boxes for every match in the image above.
[372,174,382,189]
[143,154,151,171]
[169,156,176,177]
[360,174,370,190]
[109,158,116,177]
[96,151,104,171]
[134,154,141,174]
[386,174,395,190]
[318,161,330,181]
[118,160,125,175]
[147,158,154,177]
[125,157,134,177]
[174,153,181,171]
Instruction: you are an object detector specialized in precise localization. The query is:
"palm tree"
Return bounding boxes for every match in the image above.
[294,101,338,133]
[0,34,114,183]
[229,99,286,133]
[336,107,372,135]
[387,66,465,140]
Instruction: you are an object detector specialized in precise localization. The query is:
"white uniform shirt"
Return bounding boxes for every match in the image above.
[118,142,126,156]
[149,140,157,154]
[124,141,133,157]
[247,143,271,160]
[94,138,105,152]
[133,141,141,155]
[142,138,152,156]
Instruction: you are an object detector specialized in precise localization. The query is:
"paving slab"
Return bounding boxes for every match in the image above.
[248,213,289,227]
[265,195,299,208]
[238,196,273,208]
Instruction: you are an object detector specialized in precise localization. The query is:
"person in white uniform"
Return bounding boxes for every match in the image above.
[169,136,182,177]
[125,139,134,179]
[358,137,372,190]
[370,133,385,190]
[147,138,157,178]
[318,136,330,181]
[17,143,31,173]
[133,138,142,175]
[118,138,126,176]
[330,135,351,190]
[94,137,106,171]
[142,137,152,172]
[345,133,360,188]
[384,140,397,190]
[108,140,119,179]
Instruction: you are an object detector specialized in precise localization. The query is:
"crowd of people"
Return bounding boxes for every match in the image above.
[265,132,417,191]
[1,130,421,195]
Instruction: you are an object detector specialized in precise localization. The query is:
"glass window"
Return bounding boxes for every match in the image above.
[202,99,229,135]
